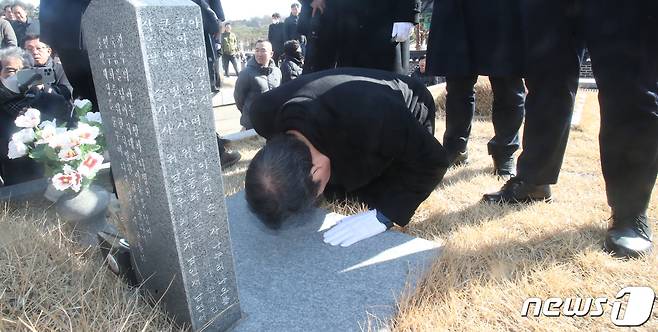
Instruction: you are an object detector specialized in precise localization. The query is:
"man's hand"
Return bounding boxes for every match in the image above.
[311,0,325,17]
[323,210,387,247]
[391,22,414,43]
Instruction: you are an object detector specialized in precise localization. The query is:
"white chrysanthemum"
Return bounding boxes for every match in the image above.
[11,128,35,144]
[14,108,41,128]
[7,139,28,159]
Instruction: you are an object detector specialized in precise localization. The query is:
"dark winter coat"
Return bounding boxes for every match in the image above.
[284,14,302,43]
[11,17,40,47]
[39,0,89,50]
[268,22,286,54]
[426,0,525,76]
[280,56,303,84]
[301,0,420,74]
[234,57,282,128]
[250,67,449,226]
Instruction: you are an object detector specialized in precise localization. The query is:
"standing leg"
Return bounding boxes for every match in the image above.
[222,54,230,76]
[488,76,526,177]
[443,75,477,165]
[230,55,240,76]
[584,0,657,257]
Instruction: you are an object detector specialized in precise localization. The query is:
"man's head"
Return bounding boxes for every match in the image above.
[245,133,321,229]
[272,12,281,23]
[418,56,427,74]
[254,40,273,66]
[224,22,232,32]
[283,39,301,58]
[11,4,27,23]
[0,46,25,79]
[290,3,300,16]
[24,35,52,66]
[3,5,14,21]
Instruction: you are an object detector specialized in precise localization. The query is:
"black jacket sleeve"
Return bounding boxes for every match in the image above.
[393,0,421,24]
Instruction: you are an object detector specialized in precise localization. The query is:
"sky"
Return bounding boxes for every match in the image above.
[221,0,301,21]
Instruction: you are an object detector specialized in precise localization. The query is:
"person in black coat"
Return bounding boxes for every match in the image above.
[279,40,303,84]
[483,0,657,258]
[426,0,526,178]
[301,0,420,75]
[267,13,286,65]
[39,0,96,108]
[191,0,224,92]
[245,67,449,246]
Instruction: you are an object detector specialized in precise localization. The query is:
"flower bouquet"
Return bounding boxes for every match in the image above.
[7,99,106,193]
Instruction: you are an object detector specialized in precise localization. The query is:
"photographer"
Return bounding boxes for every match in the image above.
[0,46,71,186]
[23,34,72,102]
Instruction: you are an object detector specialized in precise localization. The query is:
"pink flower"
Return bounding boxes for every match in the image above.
[52,165,82,192]
[58,147,82,161]
[77,152,104,177]
[14,108,41,128]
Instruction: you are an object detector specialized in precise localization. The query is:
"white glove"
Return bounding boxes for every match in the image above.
[391,22,414,43]
[323,210,387,247]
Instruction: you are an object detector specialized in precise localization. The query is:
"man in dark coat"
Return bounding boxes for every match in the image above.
[191,0,224,92]
[39,0,96,107]
[245,68,448,246]
[267,13,286,65]
[484,0,657,258]
[301,0,420,75]
[426,0,525,178]
[10,4,39,47]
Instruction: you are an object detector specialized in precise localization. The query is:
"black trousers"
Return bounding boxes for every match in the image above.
[443,76,525,159]
[222,54,240,76]
[518,0,658,217]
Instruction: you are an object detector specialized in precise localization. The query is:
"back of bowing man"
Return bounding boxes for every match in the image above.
[245,67,449,247]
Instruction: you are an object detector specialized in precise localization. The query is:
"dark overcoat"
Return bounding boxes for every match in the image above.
[426,0,525,76]
[250,68,449,226]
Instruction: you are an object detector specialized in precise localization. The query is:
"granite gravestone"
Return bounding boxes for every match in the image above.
[82,0,241,330]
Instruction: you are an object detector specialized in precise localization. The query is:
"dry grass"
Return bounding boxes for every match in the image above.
[0,204,182,331]
[1,88,657,331]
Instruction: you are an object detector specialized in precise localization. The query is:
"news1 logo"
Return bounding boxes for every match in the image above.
[521,287,656,327]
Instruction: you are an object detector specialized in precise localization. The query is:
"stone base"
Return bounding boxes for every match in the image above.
[226,192,442,331]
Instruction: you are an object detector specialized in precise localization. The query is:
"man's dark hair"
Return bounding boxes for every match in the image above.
[291,3,300,9]
[272,12,281,19]
[283,40,301,57]
[3,5,11,11]
[22,34,40,47]
[245,133,320,229]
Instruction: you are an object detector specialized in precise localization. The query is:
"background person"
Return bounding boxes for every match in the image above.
[234,40,281,130]
[11,3,38,47]
[301,0,420,75]
[268,12,286,65]
[426,0,526,178]
[220,22,240,76]
[483,0,657,259]
[279,39,303,84]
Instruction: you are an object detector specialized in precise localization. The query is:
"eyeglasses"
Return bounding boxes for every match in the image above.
[25,46,49,52]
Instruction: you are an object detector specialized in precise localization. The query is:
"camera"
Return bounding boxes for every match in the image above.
[16,67,55,91]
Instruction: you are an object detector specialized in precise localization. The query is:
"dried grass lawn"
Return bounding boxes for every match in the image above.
[2,88,657,331]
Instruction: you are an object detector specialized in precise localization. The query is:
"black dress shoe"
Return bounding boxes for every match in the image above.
[482,177,552,204]
[220,150,241,168]
[448,150,469,167]
[604,215,653,258]
[493,156,516,180]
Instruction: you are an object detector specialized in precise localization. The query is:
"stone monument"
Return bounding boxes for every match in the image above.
[82,0,241,330]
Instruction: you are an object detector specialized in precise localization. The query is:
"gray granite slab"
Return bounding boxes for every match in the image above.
[226,191,442,331]
[83,0,241,330]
